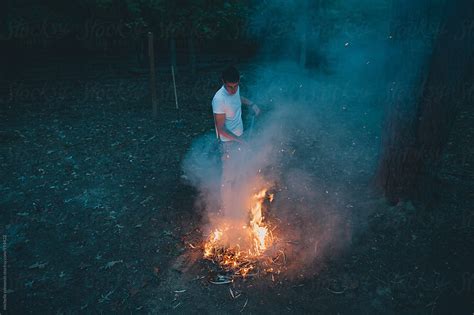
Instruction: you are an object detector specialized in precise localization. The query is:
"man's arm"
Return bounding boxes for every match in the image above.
[214,113,245,143]
[241,96,261,115]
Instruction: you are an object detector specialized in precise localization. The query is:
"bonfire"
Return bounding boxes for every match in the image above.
[203,188,284,278]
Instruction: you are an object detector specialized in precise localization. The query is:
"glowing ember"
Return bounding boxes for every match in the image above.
[203,188,276,276]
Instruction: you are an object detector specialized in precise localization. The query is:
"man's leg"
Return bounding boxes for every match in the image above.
[220,141,236,217]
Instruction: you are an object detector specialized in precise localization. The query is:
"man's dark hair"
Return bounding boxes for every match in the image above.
[222,66,240,83]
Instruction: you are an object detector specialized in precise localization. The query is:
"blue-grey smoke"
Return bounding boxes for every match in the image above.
[182,0,443,275]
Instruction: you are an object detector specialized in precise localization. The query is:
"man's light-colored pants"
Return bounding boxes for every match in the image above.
[219,141,243,218]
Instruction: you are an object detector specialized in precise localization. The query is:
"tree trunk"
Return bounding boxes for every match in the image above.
[170,37,177,72]
[376,0,474,205]
[188,36,196,75]
[298,0,309,68]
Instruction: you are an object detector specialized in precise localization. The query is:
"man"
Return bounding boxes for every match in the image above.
[211,66,260,216]
[212,66,260,144]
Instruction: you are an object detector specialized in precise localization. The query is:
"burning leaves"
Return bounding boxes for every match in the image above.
[203,188,283,278]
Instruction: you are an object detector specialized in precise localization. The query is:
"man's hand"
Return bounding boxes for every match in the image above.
[251,104,261,116]
[234,135,247,145]
[214,113,242,142]
[241,96,261,116]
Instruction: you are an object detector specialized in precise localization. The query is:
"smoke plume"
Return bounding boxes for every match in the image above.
[182,0,442,276]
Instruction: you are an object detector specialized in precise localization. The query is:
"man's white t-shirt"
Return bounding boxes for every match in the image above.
[212,85,243,142]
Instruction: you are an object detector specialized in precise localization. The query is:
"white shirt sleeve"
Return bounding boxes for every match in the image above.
[212,97,226,114]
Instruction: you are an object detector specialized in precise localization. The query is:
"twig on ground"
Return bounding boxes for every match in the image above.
[240,298,248,312]
[326,287,347,295]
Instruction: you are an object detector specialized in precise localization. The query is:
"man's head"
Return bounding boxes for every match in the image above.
[222,66,240,95]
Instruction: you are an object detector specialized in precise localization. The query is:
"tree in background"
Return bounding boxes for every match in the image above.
[1,0,255,65]
[376,0,474,205]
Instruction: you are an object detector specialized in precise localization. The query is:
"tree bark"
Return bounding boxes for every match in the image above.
[188,36,196,75]
[376,0,474,205]
[298,0,310,68]
[170,37,177,73]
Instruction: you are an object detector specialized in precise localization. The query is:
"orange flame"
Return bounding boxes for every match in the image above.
[203,188,274,275]
[249,189,269,254]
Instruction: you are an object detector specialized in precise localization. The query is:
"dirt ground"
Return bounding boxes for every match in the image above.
[1,60,473,314]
